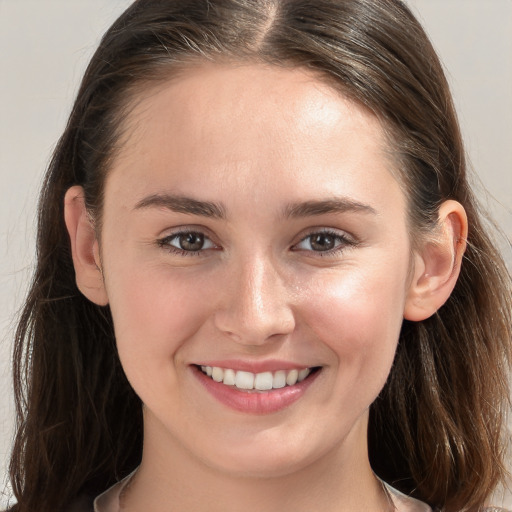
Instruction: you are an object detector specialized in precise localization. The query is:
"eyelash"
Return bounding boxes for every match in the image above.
[156,228,357,257]
[292,229,357,256]
[156,230,217,257]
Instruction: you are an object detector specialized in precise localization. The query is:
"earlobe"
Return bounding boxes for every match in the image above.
[64,186,109,306]
[404,200,468,321]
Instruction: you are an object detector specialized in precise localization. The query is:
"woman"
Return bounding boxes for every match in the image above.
[8,1,511,511]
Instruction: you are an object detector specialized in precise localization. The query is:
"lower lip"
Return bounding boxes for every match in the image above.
[193,366,320,414]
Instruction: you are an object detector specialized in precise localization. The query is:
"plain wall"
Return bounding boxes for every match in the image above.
[1,0,511,508]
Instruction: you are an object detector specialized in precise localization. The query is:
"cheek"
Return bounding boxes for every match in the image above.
[300,259,409,384]
[104,262,215,375]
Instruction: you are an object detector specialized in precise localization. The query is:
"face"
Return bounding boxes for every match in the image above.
[95,63,417,477]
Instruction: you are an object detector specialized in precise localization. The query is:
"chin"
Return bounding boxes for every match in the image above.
[203,448,314,479]
[194,427,338,480]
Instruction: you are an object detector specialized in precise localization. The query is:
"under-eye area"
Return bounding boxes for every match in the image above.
[195,365,322,392]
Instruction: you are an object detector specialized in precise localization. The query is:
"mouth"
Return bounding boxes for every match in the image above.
[197,365,319,392]
[193,363,321,413]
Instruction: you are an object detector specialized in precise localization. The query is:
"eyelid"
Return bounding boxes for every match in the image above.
[156,226,221,256]
[154,225,358,258]
[291,227,358,254]
[166,233,216,250]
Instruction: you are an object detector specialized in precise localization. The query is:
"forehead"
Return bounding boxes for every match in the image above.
[118,62,386,155]
[106,62,404,217]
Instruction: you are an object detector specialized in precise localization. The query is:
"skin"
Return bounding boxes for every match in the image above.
[65,62,467,512]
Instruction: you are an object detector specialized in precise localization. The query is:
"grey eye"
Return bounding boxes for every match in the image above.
[308,233,336,251]
[295,232,346,252]
[161,231,216,252]
[175,232,205,251]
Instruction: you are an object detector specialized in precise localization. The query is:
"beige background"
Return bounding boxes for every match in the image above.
[1,0,511,508]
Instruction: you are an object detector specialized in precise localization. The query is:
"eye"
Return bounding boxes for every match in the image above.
[158,231,217,254]
[292,229,356,254]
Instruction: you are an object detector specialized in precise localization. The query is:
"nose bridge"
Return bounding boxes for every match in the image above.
[214,250,295,344]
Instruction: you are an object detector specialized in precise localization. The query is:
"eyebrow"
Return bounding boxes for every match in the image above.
[283,198,377,218]
[134,194,226,219]
[134,194,376,220]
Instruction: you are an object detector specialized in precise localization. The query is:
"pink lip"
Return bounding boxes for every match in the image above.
[195,359,310,373]
[192,365,320,414]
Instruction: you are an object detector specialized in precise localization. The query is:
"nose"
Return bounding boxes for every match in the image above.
[213,255,295,345]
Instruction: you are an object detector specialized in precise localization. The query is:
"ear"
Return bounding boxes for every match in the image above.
[404,200,468,321]
[64,186,109,306]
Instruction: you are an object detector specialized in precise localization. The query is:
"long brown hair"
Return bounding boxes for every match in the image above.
[9,1,511,511]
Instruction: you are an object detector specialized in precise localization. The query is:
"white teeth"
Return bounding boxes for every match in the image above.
[235,371,254,390]
[200,366,314,391]
[254,372,273,391]
[298,368,311,382]
[212,367,224,383]
[286,369,298,386]
[273,370,286,389]
[223,368,236,386]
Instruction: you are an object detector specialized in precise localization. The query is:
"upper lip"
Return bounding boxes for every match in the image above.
[192,359,315,373]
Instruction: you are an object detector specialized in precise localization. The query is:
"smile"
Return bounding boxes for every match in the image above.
[199,366,313,392]
[193,364,321,413]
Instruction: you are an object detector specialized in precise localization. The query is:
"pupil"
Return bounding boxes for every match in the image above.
[180,232,204,251]
[311,233,334,251]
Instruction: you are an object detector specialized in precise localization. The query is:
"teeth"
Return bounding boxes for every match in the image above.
[212,367,224,383]
[273,370,286,389]
[286,369,298,386]
[298,368,310,382]
[200,366,313,391]
[235,371,254,390]
[223,368,236,386]
[254,372,273,391]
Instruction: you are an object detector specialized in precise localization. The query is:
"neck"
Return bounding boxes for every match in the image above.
[122,411,390,512]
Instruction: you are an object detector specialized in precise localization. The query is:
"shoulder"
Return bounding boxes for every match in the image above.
[443,507,511,512]
[383,482,512,512]
[2,493,96,512]
[383,482,433,511]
